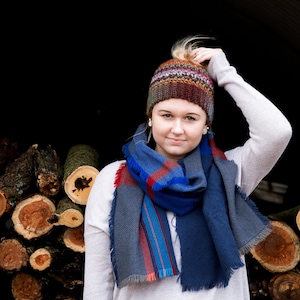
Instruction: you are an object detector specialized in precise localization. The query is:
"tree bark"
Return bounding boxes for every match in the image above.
[269,205,300,234]
[0,144,37,217]
[63,144,99,205]
[34,144,63,197]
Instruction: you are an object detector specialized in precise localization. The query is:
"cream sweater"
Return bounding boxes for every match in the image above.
[83,52,292,300]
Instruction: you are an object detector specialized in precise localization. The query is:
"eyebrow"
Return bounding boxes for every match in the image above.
[158,109,201,116]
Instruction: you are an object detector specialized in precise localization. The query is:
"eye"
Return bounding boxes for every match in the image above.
[162,113,172,118]
[186,116,196,121]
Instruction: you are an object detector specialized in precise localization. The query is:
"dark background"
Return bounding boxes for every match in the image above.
[2,1,299,211]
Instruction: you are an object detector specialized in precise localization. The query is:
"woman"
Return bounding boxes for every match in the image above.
[83,35,292,300]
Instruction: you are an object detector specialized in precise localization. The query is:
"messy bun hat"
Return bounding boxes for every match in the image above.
[146,58,215,126]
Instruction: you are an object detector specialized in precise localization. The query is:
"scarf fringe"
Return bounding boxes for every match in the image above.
[238,225,273,255]
[119,268,176,288]
[235,185,273,255]
[109,189,118,284]
[119,274,152,288]
[181,265,242,292]
[178,261,244,292]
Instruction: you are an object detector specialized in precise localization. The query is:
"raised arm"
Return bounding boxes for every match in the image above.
[195,49,292,194]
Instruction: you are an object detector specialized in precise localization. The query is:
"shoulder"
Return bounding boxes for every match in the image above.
[98,160,126,179]
[89,160,126,201]
[85,160,126,231]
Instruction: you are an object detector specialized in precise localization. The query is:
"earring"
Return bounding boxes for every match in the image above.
[148,119,152,127]
[202,127,208,135]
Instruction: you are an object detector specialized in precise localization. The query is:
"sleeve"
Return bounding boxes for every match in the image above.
[83,160,124,300]
[207,52,292,195]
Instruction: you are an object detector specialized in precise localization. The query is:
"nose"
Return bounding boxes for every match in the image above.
[171,120,184,134]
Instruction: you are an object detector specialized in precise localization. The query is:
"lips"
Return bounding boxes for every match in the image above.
[168,137,185,145]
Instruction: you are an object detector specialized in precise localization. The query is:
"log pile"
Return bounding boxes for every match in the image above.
[0,138,99,300]
[0,137,299,300]
[247,206,300,300]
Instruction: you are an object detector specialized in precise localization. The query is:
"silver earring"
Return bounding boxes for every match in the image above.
[148,119,152,127]
[202,127,208,135]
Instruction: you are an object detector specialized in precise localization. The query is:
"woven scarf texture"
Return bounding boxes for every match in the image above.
[109,123,272,291]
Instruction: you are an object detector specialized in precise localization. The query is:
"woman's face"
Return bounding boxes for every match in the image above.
[151,98,207,160]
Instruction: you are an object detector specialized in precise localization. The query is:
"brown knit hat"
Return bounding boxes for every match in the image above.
[146,58,214,126]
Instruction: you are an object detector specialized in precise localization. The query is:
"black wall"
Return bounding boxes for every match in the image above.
[2,2,299,210]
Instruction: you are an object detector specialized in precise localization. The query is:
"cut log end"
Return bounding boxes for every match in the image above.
[0,190,8,216]
[64,165,99,205]
[29,248,52,271]
[268,271,300,300]
[11,272,42,300]
[296,210,300,231]
[0,239,28,271]
[55,208,84,228]
[63,225,85,253]
[251,220,300,273]
[11,194,56,240]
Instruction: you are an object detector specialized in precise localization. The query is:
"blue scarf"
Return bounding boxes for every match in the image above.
[110,123,271,291]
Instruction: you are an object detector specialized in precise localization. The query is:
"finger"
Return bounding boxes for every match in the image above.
[192,48,222,63]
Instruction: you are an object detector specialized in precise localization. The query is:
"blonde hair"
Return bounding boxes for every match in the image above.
[171,35,215,62]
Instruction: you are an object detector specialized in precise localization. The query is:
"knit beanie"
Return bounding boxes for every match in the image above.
[146,59,214,126]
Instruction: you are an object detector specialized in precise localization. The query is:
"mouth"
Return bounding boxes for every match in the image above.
[168,137,185,145]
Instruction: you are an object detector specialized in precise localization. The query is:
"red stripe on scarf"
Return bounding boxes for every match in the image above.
[115,162,138,187]
[146,160,179,197]
[139,223,157,282]
[208,136,226,160]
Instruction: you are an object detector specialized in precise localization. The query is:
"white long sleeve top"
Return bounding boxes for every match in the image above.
[83,52,292,300]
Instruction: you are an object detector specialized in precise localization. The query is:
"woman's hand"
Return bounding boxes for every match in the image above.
[191,47,223,64]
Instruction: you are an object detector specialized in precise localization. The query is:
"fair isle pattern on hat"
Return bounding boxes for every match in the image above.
[147,59,215,126]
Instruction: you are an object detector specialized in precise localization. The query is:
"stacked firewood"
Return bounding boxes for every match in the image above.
[0,137,299,300]
[247,206,300,300]
[0,137,99,300]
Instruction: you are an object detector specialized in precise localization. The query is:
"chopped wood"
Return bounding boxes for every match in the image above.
[64,165,99,205]
[62,224,85,253]
[0,238,28,271]
[34,144,63,197]
[11,194,56,240]
[0,144,37,217]
[11,272,42,300]
[268,271,300,300]
[0,190,9,216]
[63,144,99,180]
[51,196,84,228]
[29,246,60,271]
[63,144,99,205]
[251,220,300,273]
[296,210,300,231]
